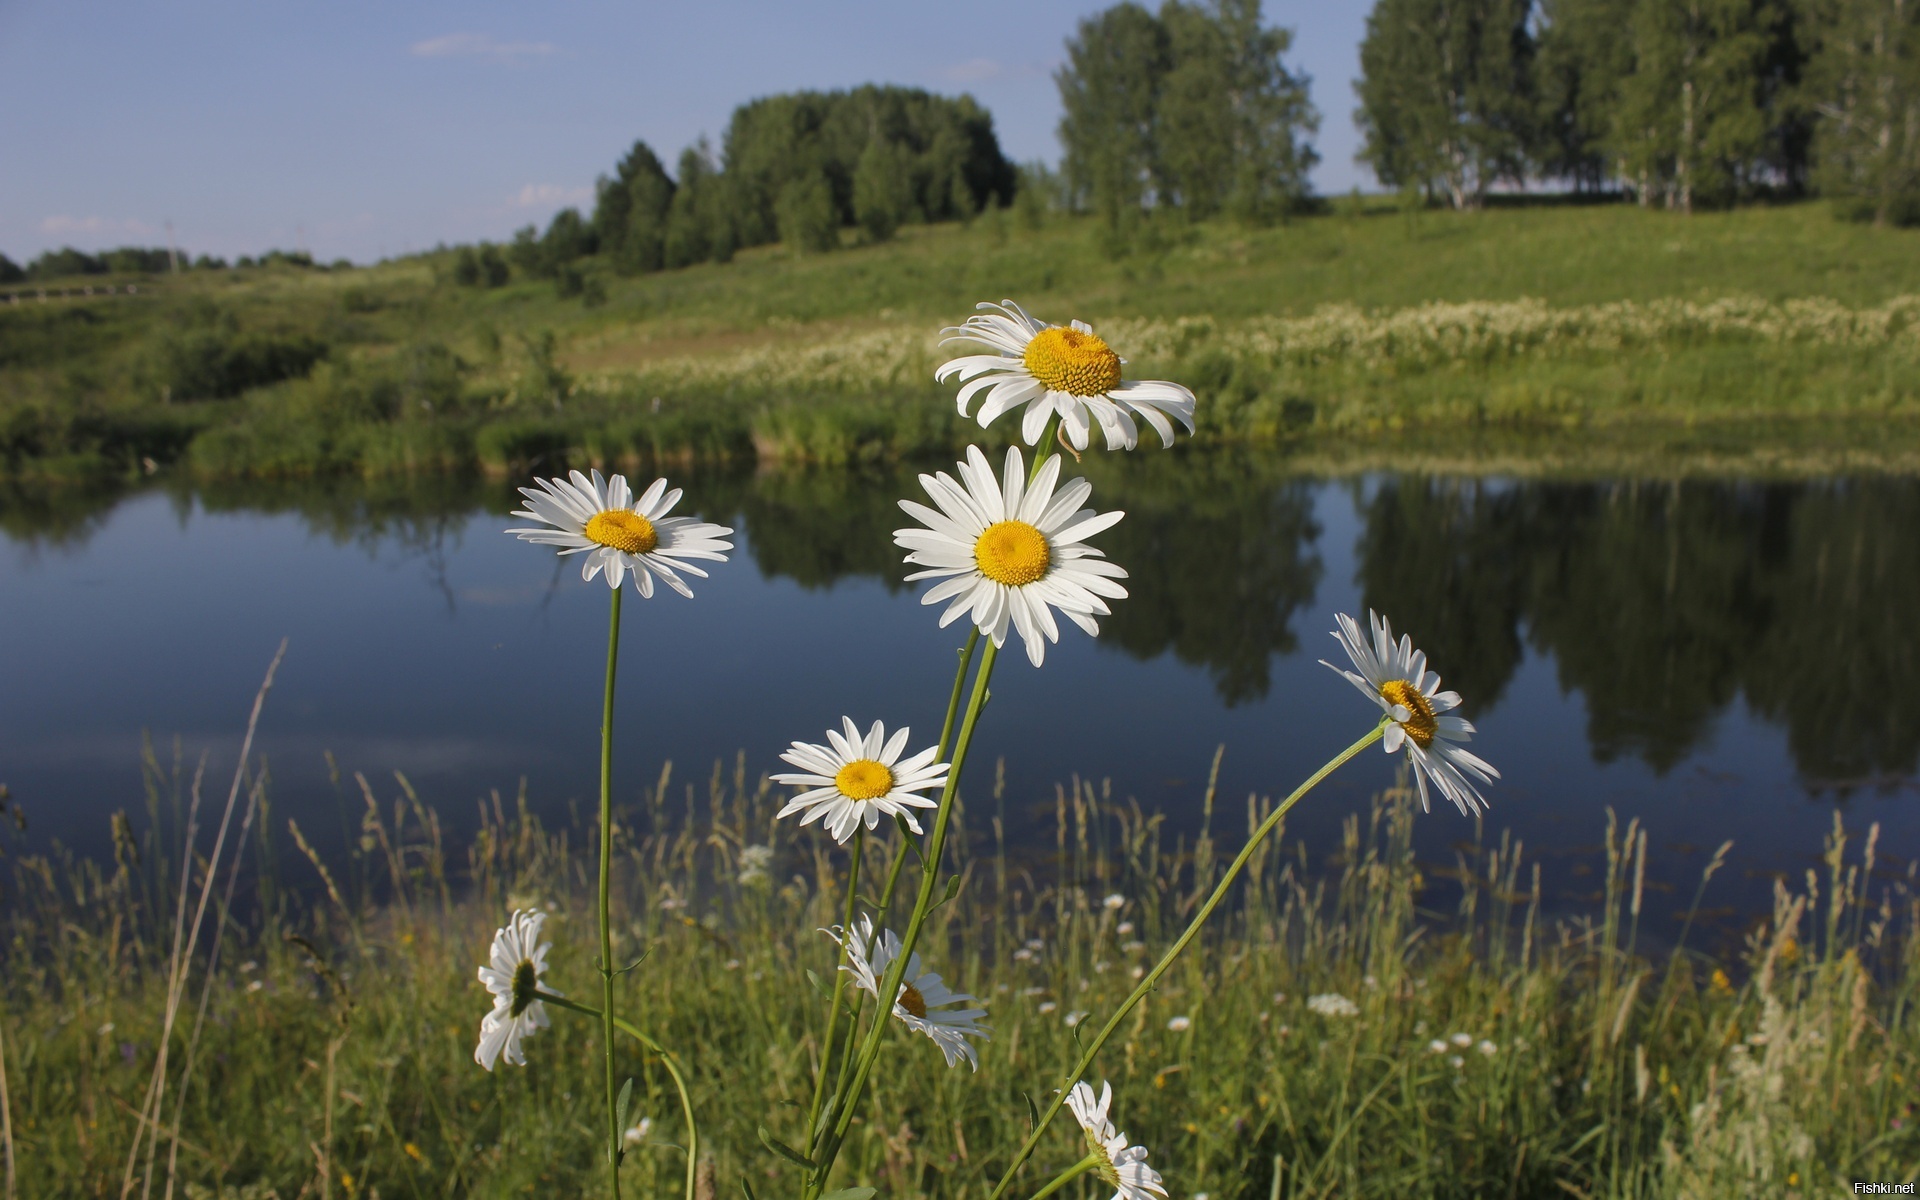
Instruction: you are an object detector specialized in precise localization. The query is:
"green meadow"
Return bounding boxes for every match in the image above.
[9,199,1920,481]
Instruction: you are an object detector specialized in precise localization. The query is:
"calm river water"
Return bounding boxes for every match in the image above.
[3,455,1914,926]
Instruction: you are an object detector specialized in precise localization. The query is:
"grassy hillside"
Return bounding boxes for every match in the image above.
[9,199,1920,480]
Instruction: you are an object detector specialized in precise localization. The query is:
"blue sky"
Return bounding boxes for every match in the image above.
[0,1,1372,265]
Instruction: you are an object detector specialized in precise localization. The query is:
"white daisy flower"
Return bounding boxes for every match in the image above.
[826,916,989,1069]
[1066,1080,1169,1200]
[1321,610,1501,817]
[772,718,950,844]
[894,444,1128,667]
[475,909,559,1070]
[935,300,1197,452]
[506,469,733,596]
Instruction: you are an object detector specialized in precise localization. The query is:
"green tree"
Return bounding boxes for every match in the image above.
[1610,0,1785,210]
[1058,3,1171,226]
[595,140,676,275]
[1,254,28,284]
[1355,0,1537,209]
[1155,0,1319,221]
[853,136,913,240]
[1806,0,1920,223]
[664,141,734,267]
[1534,0,1637,188]
[776,170,839,253]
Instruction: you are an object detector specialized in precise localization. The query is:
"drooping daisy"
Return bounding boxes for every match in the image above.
[475,909,559,1070]
[506,469,733,596]
[772,719,950,844]
[1066,1080,1168,1200]
[894,445,1127,667]
[1321,610,1500,817]
[935,300,1197,452]
[827,915,988,1069]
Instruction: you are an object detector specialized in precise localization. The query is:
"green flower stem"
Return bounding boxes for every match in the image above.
[538,991,698,1200]
[804,827,863,1154]
[984,720,1389,1200]
[599,585,624,1200]
[871,627,979,934]
[1026,1152,1103,1200]
[806,433,1060,1198]
[809,637,1002,1195]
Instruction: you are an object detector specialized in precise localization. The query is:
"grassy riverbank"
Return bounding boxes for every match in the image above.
[9,200,1920,481]
[4,758,1914,1198]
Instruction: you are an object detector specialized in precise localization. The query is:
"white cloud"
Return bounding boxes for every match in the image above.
[39,215,156,238]
[410,32,557,63]
[942,57,1002,84]
[510,183,592,210]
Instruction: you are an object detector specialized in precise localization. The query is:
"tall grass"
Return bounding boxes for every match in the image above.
[3,743,1914,1198]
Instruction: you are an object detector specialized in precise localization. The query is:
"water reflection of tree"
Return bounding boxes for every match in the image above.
[1743,479,1920,786]
[1089,453,1323,704]
[1355,478,1528,713]
[1358,476,1920,785]
[703,466,918,593]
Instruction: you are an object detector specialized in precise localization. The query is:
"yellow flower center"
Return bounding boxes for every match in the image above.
[834,759,894,801]
[899,982,928,1019]
[974,520,1051,586]
[584,509,658,555]
[1023,326,1123,397]
[1379,679,1438,749]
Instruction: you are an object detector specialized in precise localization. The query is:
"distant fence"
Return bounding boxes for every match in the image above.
[3,283,146,304]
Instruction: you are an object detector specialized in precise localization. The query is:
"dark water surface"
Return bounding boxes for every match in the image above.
[3,456,1915,925]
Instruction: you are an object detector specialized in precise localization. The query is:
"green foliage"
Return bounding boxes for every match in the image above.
[1808,0,1920,224]
[853,137,913,242]
[597,140,677,275]
[146,308,327,402]
[776,171,840,255]
[1357,0,1536,209]
[450,244,509,288]
[665,142,735,267]
[0,253,22,284]
[722,85,1016,248]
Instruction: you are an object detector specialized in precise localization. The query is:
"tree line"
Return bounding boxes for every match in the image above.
[1054,0,1321,230]
[1358,0,1920,221]
[1,247,339,283]
[476,83,1017,290]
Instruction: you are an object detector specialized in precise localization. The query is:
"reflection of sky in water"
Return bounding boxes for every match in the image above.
[1,466,1913,930]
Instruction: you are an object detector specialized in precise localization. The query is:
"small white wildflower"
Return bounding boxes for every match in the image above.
[1122,941,1146,954]
[1414,1019,1429,1035]
[623,1117,654,1147]
[239,961,258,974]
[1428,1039,1448,1054]
[1450,1032,1472,1048]
[1363,974,1378,991]
[1025,938,1045,951]
[1094,961,1110,973]
[1167,1015,1192,1033]
[1020,986,1046,998]
[1116,921,1135,935]
[1477,1040,1498,1057]
[1103,893,1126,911]
[1448,1055,1465,1069]
[1306,993,1359,1018]
[737,844,774,886]
[1013,948,1036,962]
[1271,992,1287,1005]
[722,959,741,971]
[247,980,265,993]
[98,1022,115,1037]
[1131,966,1145,980]
[1039,1001,1059,1014]
[1066,1010,1090,1028]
